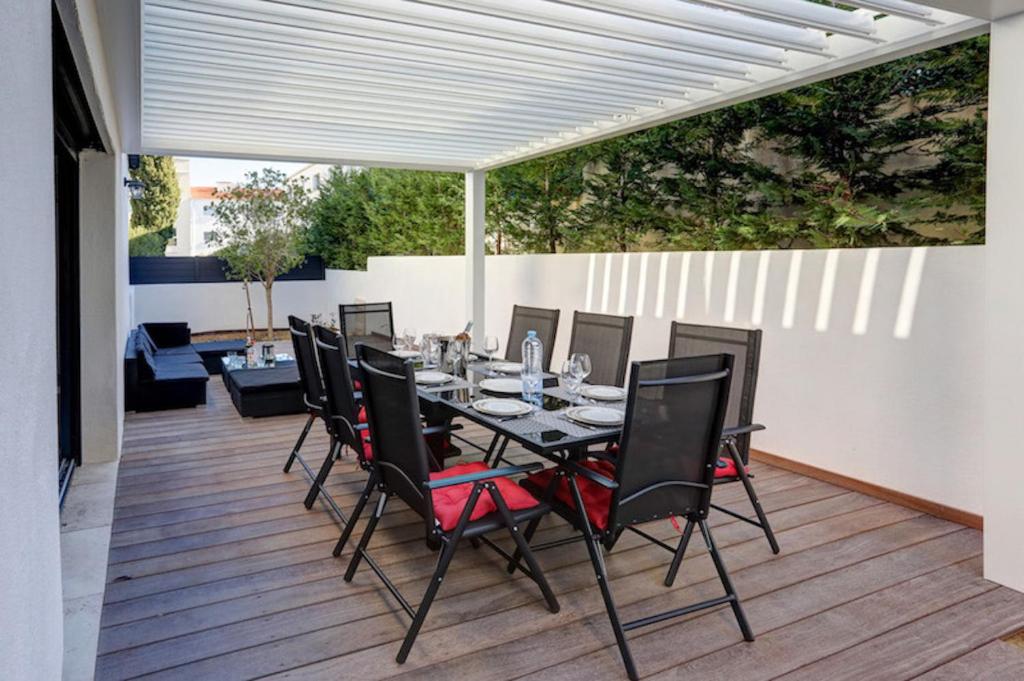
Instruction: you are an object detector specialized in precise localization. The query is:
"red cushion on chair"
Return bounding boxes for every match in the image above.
[525,459,615,530]
[353,379,363,391]
[608,444,746,479]
[715,456,748,479]
[429,462,539,532]
[357,406,373,461]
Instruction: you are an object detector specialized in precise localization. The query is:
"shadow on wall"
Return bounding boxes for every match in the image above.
[581,247,931,342]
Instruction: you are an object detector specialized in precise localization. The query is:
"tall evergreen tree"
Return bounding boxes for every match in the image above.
[128,155,180,255]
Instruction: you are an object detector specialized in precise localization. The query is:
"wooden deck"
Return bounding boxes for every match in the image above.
[96,382,1024,680]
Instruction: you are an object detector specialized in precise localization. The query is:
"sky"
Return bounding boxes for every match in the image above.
[181,156,310,187]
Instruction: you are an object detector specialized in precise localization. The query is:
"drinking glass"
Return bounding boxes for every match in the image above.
[570,353,592,388]
[402,327,417,351]
[560,357,582,402]
[483,335,500,363]
[392,333,404,351]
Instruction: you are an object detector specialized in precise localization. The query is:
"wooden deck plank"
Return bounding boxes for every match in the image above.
[913,640,1024,680]
[774,587,1024,680]
[94,383,1018,681]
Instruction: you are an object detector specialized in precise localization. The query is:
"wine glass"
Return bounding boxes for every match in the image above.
[560,357,582,402]
[570,353,592,392]
[483,335,500,364]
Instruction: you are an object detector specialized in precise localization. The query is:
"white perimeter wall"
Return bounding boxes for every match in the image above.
[134,244,984,516]
[0,3,65,679]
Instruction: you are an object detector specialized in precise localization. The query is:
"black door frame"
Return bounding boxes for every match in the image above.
[53,3,104,507]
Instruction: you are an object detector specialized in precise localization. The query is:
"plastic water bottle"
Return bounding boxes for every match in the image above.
[521,330,543,407]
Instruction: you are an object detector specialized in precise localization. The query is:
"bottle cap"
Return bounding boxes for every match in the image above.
[527,330,537,337]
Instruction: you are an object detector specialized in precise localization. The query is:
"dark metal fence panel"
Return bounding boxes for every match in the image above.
[130,256,326,285]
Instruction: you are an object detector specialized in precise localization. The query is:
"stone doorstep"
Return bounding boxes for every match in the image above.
[61,460,119,681]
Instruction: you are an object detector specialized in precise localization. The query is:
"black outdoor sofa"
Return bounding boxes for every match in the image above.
[125,322,246,411]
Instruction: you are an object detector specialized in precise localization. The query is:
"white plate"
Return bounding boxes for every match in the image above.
[489,361,522,374]
[415,371,454,385]
[565,405,624,427]
[390,349,422,359]
[581,385,627,402]
[472,398,532,417]
[478,377,524,394]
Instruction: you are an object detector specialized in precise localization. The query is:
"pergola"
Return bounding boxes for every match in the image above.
[133,0,986,334]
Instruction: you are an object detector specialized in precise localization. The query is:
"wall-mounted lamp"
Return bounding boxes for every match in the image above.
[124,177,145,200]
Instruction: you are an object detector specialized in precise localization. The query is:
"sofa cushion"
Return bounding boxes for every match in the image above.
[227,364,300,394]
[193,339,248,355]
[151,361,209,382]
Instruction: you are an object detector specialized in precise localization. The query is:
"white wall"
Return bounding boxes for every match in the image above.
[355,248,985,516]
[0,2,65,679]
[134,245,984,517]
[983,11,1024,592]
[132,279,337,334]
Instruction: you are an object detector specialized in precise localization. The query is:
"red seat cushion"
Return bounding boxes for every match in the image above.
[524,459,615,530]
[429,462,539,532]
[714,456,748,479]
[605,444,746,479]
[357,406,373,461]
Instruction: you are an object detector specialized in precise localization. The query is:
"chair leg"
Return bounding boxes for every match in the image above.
[283,413,315,473]
[727,440,780,554]
[487,484,560,614]
[303,439,340,509]
[664,519,695,587]
[333,470,377,557]
[506,471,560,574]
[481,433,500,466]
[396,484,483,664]
[488,436,510,469]
[568,475,639,681]
[344,491,387,581]
[698,519,754,642]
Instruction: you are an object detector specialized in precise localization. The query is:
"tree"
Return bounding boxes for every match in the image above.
[209,169,311,341]
[489,149,588,253]
[578,134,668,252]
[128,155,180,255]
[650,104,781,250]
[361,169,465,257]
[305,167,373,269]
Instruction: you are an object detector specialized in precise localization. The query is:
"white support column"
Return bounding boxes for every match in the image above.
[983,10,1024,594]
[465,170,486,348]
[79,150,128,464]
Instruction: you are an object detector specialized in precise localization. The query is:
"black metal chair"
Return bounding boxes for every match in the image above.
[283,316,330,485]
[517,355,753,681]
[668,322,780,555]
[338,302,395,356]
[309,325,378,556]
[344,345,561,664]
[567,311,634,387]
[504,304,560,371]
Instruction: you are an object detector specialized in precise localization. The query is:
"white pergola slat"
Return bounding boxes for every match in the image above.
[139,0,986,172]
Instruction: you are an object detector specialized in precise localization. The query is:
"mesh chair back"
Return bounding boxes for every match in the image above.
[356,345,431,517]
[609,355,733,531]
[312,325,362,454]
[339,302,395,356]
[668,322,761,464]
[504,305,560,371]
[568,311,634,387]
[288,316,325,414]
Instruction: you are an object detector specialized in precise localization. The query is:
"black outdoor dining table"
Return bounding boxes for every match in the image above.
[416,361,626,464]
